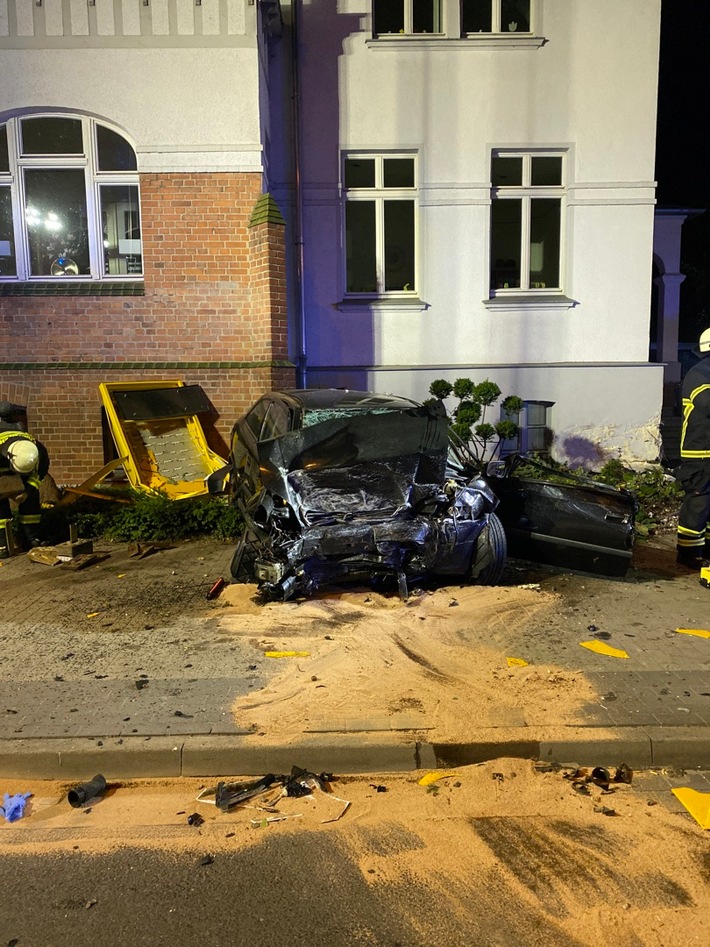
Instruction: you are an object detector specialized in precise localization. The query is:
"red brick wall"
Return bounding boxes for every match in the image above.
[0,172,294,485]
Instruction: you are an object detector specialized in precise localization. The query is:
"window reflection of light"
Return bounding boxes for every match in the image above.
[44,212,62,232]
[25,206,41,227]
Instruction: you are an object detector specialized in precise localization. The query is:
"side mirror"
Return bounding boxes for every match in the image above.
[486,460,506,478]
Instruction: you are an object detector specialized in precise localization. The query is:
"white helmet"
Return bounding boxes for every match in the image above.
[699,328,710,354]
[7,440,39,474]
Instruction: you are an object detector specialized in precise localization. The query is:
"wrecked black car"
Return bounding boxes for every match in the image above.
[228,390,506,600]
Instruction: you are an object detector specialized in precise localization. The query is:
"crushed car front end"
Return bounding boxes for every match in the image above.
[230,397,503,601]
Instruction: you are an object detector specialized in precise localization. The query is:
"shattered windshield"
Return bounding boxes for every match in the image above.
[301,406,406,428]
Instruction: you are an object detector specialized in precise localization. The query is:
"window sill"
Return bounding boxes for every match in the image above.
[483,294,577,311]
[367,35,546,50]
[0,281,145,297]
[336,296,428,313]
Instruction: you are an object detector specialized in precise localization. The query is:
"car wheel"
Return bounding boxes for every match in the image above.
[230,528,258,583]
[470,513,507,585]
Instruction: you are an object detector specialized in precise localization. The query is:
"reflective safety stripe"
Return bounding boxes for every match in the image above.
[0,431,35,448]
[680,384,710,458]
[0,518,12,528]
[18,514,41,524]
[677,535,706,548]
[678,525,705,537]
[27,475,41,490]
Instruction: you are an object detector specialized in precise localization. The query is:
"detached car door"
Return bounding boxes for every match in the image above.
[489,474,636,577]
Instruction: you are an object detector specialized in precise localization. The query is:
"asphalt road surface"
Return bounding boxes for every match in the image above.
[1,767,708,947]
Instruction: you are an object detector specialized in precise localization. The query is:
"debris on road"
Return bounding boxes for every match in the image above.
[563,764,633,794]
[195,766,350,825]
[187,813,204,827]
[579,640,630,659]
[250,814,303,827]
[1,791,32,822]
[264,650,310,659]
[206,577,226,600]
[418,771,461,787]
[671,788,710,829]
[67,774,108,808]
[675,627,710,639]
[506,657,528,667]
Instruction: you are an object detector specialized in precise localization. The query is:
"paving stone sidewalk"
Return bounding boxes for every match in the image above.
[0,533,708,774]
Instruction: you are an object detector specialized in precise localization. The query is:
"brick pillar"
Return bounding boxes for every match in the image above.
[248,194,294,390]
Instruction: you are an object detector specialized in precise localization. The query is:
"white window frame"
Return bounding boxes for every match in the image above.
[462,0,534,35]
[342,153,419,298]
[0,113,142,282]
[489,149,566,297]
[373,1,444,37]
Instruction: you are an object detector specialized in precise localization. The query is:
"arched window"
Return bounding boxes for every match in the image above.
[0,114,142,281]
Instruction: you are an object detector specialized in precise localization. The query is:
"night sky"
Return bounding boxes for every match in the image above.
[655,1,709,338]
[655,0,710,208]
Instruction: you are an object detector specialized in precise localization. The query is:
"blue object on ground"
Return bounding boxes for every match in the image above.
[1,792,32,822]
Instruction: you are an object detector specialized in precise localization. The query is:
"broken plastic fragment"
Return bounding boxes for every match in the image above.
[579,641,629,659]
[675,628,710,640]
[506,657,528,667]
[671,788,710,828]
[86,612,100,619]
[418,771,460,787]
[264,651,310,658]
[1,792,32,822]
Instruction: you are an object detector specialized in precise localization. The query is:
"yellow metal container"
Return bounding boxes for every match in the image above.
[98,380,227,500]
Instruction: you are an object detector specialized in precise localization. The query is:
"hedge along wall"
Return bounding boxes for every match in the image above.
[0,174,294,485]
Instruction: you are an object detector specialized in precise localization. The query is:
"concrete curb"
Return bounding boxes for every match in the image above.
[1,727,708,780]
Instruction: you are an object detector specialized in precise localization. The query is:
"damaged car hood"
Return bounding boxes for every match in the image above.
[255,400,450,520]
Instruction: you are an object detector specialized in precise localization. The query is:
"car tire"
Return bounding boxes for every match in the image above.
[230,528,258,583]
[470,513,507,585]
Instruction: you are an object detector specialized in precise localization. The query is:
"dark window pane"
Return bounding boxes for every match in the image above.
[101,185,142,276]
[526,402,549,426]
[261,401,291,441]
[413,0,440,33]
[490,199,522,289]
[0,187,17,277]
[384,158,415,188]
[492,155,522,186]
[501,0,530,32]
[529,199,561,288]
[344,158,375,188]
[245,400,269,439]
[0,125,9,173]
[374,0,403,35]
[526,425,548,451]
[24,169,89,277]
[21,117,83,155]
[384,200,415,291]
[462,0,492,33]
[97,125,137,171]
[346,201,377,293]
[531,156,562,186]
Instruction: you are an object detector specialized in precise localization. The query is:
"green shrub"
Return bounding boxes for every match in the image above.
[430,375,523,466]
[41,490,243,544]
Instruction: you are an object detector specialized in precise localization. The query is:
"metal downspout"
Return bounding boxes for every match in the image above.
[292,0,307,387]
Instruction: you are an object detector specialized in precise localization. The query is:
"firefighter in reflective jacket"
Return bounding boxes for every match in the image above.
[0,403,50,553]
[676,327,710,567]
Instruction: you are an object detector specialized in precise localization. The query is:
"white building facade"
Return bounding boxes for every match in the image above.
[291,0,664,466]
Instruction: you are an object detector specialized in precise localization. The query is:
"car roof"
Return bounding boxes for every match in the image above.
[275,389,421,411]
